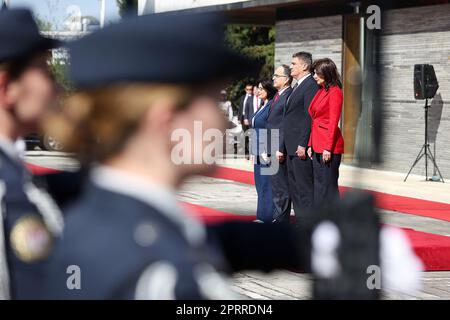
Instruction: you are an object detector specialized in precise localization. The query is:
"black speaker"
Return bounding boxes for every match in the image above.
[414,64,439,99]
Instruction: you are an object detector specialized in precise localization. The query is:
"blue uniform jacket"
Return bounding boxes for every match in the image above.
[0,146,63,299]
[45,181,232,299]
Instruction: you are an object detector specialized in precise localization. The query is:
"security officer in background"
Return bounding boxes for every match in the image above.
[0,8,64,299]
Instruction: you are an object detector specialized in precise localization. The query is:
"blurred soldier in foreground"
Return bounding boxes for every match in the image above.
[0,9,64,299]
[44,13,421,300]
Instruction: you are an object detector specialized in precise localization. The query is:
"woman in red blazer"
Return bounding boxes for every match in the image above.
[307,58,344,206]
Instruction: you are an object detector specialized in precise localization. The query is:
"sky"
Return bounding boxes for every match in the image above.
[8,0,121,29]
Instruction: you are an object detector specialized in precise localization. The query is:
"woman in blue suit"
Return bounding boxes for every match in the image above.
[251,80,278,223]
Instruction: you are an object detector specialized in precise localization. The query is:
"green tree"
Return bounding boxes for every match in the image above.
[117,0,138,17]
[34,16,72,92]
[35,15,53,32]
[225,25,275,110]
[50,61,73,93]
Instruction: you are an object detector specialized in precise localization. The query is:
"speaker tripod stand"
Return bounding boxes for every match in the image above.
[404,98,445,183]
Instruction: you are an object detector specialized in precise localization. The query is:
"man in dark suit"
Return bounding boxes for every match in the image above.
[237,83,253,124]
[243,85,262,160]
[238,83,253,158]
[267,65,293,222]
[243,85,261,128]
[278,52,319,222]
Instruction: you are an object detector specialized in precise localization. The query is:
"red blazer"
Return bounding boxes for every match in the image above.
[308,86,344,154]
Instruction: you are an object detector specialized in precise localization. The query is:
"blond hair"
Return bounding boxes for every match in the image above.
[45,84,192,162]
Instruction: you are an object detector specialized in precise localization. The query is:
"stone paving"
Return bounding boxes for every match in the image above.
[26,153,450,299]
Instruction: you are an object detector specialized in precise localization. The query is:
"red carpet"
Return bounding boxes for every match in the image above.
[182,202,255,224]
[205,166,450,222]
[401,228,450,271]
[27,163,450,271]
[26,163,61,175]
[182,201,450,271]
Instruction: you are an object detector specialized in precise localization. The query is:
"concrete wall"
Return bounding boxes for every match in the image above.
[380,4,450,179]
[153,0,250,13]
[274,15,343,72]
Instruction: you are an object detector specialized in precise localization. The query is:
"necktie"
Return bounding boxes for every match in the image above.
[273,92,280,104]
[270,93,280,113]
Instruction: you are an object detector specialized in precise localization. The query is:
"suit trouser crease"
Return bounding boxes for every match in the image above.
[286,155,314,222]
[312,153,341,207]
[270,160,291,222]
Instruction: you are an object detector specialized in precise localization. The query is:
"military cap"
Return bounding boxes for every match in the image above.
[0,8,60,63]
[68,13,255,88]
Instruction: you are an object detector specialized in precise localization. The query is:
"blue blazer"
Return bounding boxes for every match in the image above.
[250,100,272,156]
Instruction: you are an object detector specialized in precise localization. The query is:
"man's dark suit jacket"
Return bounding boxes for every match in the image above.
[237,94,246,120]
[244,95,260,125]
[266,86,292,154]
[281,75,319,156]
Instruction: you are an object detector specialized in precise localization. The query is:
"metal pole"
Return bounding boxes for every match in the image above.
[138,0,146,15]
[99,0,106,28]
[424,98,428,180]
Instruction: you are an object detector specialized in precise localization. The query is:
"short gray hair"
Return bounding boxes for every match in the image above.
[292,52,313,72]
[280,64,293,85]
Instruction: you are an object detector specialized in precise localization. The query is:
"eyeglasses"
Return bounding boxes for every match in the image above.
[272,74,288,78]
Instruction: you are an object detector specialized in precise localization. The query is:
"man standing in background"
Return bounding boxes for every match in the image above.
[238,84,253,159]
[244,84,261,128]
[237,83,253,125]
[219,90,234,121]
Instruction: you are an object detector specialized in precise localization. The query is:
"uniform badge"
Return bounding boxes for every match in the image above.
[10,215,53,263]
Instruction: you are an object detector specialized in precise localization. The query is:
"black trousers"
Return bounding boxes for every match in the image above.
[242,123,250,158]
[270,159,291,222]
[312,153,341,208]
[286,155,314,222]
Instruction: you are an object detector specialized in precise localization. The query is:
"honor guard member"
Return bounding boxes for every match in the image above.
[0,9,64,299]
[44,12,419,300]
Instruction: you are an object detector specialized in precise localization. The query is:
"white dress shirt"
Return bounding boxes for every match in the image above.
[253,95,259,114]
[292,73,311,91]
[242,93,251,116]
[278,86,289,96]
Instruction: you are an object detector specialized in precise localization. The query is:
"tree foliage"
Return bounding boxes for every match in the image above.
[35,15,53,32]
[225,25,275,110]
[34,16,72,92]
[114,2,276,113]
[50,61,73,93]
[117,0,138,17]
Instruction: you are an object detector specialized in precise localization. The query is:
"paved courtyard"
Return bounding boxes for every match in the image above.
[26,152,450,299]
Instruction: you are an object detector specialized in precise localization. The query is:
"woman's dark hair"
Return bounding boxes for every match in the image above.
[312,58,342,90]
[259,79,277,100]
